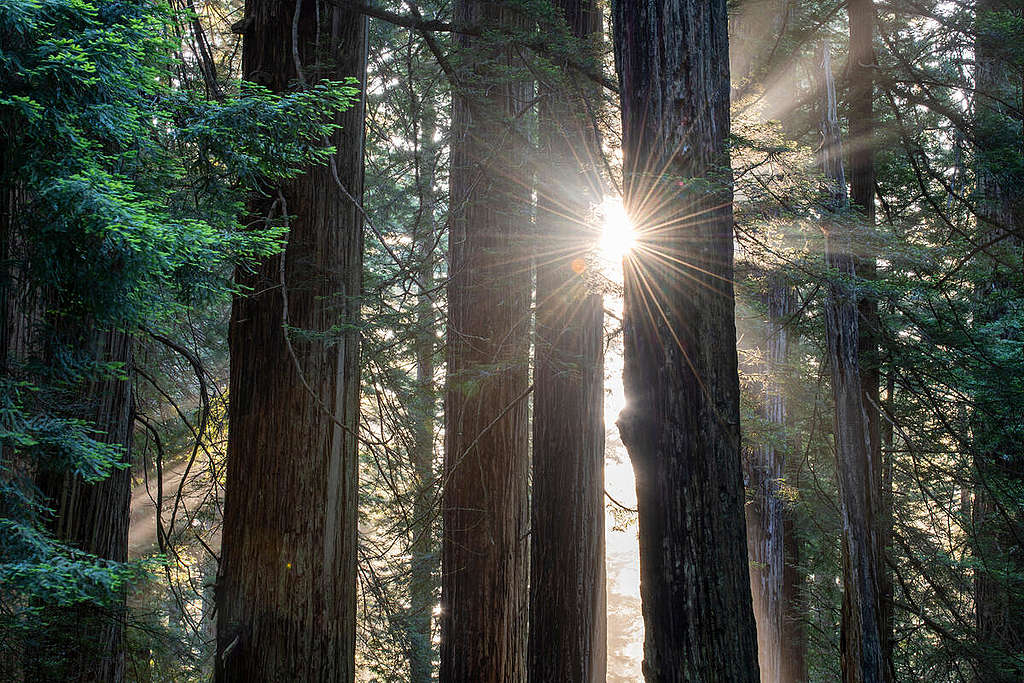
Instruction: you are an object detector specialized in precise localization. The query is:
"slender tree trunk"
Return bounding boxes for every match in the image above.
[728,0,788,103]
[729,5,806,677]
[846,1,892,676]
[0,185,30,374]
[528,1,606,681]
[214,0,366,679]
[847,3,881,466]
[781,496,806,683]
[971,2,1024,679]
[745,277,801,683]
[440,1,532,681]
[818,41,888,683]
[611,1,759,680]
[408,99,439,683]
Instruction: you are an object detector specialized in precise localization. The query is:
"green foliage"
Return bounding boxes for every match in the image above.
[0,0,357,670]
[1,0,357,323]
[732,1,1024,678]
[0,520,157,606]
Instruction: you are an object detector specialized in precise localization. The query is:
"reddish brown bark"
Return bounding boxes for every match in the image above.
[214,1,365,680]
[32,330,133,683]
[846,1,893,674]
[818,41,888,683]
[3,130,133,683]
[781,504,806,683]
[527,0,606,681]
[971,2,1024,679]
[440,1,532,681]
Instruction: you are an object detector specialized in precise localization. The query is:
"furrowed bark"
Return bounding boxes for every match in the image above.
[846,1,892,675]
[440,1,532,680]
[818,41,888,683]
[214,1,366,679]
[32,330,133,683]
[5,178,133,681]
[527,0,606,681]
[611,1,760,680]
[744,277,802,683]
[971,1,1024,679]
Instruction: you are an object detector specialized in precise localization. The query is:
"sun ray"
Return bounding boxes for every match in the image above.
[632,244,735,291]
[622,254,709,401]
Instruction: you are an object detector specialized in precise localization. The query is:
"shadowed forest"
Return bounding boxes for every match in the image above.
[2,0,1023,681]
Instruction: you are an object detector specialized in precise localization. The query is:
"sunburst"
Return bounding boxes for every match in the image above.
[598,195,637,262]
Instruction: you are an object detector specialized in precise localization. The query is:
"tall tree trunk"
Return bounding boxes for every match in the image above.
[745,277,802,683]
[214,0,366,679]
[729,4,806,677]
[611,1,760,680]
[818,41,888,683]
[408,99,439,683]
[440,1,532,681]
[4,128,132,683]
[31,330,133,683]
[846,1,892,676]
[971,1,1024,679]
[528,1,606,682]
[781,496,806,683]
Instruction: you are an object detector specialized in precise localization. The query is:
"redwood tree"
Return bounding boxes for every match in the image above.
[729,2,807,678]
[214,1,366,679]
[440,1,532,681]
[31,331,133,683]
[818,41,888,683]
[971,1,1024,679]
[744,277,802,683]
[846,0,893,674]
[611,0,760,679]
[528,0,606,681]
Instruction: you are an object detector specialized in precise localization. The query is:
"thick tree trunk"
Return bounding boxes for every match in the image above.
[971,2,1024,679]
[214,1,365,680]
[818,42,888,683]
[846,1,892,676]
[611,1,760,680]
[440,1,532,681]
[4,136,132,683]
[31,330,133,683]
[527,1,606,682]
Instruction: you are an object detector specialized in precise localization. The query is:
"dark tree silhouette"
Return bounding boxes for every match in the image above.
[611,0,760,679]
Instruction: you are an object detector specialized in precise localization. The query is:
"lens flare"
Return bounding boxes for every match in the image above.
[599,196,636,261]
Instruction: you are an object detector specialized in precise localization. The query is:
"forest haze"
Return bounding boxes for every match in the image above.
[2,0,1022,681]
